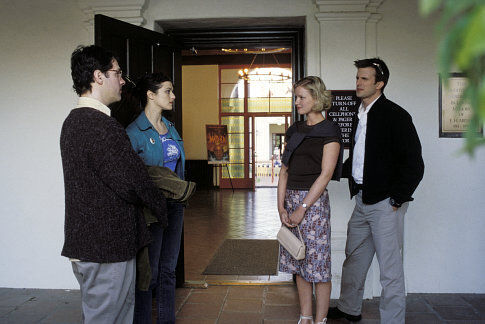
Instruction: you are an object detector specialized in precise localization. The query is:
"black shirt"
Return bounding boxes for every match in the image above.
[286,121,338,190]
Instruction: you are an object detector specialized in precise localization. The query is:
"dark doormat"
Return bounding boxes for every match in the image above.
[203,239,279,275]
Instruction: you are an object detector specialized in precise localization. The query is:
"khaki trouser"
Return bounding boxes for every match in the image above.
[337,192,409,324]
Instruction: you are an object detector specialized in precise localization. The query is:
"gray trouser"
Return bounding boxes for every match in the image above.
[72,258,136,324]
[337,192,409,324]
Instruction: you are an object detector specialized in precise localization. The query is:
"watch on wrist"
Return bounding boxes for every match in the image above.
[389,198,402,208]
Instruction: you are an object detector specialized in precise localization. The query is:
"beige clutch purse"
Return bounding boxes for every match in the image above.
[277,225,305,260]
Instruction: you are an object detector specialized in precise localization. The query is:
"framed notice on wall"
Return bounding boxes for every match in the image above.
[439,73,482,137]
[326,90,360,149]
[206,125,229,164]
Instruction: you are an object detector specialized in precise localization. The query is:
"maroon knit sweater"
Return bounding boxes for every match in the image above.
[60,107,167,263]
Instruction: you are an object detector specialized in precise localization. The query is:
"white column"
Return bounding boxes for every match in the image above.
[366,13,382,58]
[77,0,147,30]
[316,11,369,89]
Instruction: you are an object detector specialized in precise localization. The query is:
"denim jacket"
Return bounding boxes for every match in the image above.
[126,112,185,180]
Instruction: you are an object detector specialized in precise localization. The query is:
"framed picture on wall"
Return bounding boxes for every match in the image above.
[439,73,483,138]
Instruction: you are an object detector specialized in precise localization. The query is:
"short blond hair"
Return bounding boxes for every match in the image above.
[293,76,331,112]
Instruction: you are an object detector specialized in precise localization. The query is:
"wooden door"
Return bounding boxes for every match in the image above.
[95,14,182,132]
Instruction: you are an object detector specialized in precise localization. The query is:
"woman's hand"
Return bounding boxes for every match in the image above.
[288,206,306,227]
[279,209,293,227]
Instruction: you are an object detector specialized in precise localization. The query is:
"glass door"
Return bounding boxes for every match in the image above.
[219,67,252,188]
[219,65,292,189]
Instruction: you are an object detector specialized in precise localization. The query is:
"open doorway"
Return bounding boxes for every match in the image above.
[162,22,304,190]
[254,116,288,187]
[219,64,293,189]
[160,21,305,284]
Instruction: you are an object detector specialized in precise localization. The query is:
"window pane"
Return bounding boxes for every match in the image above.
[228,133,244,149]
[221,98,244,113]
[221,69,242,84]
[222,163,244,178]
[269,79,292,97]
[229,148,244,163]
[270,97,292,112]
[248,80,270,98]
[248,97,269,112]
[221,83,244,98]
[221,116,244,133]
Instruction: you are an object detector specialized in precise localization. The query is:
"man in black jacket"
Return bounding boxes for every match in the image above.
[60,45,167,323]
[328,58,424,323]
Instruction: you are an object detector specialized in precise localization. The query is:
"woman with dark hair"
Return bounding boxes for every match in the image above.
[126,73,185,324]
[278,76,343,324]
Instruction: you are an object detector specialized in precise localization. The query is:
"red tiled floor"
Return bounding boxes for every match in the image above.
[176,302,223,320]
[223,298,263,313]
[227,286,266,299]
[183,189,288,285]
[265,290,300,305]
[218,311,263,323]
[263,304,301,321]
[187,291,227,304]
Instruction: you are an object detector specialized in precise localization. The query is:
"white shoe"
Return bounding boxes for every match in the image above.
[298,314,313,324]
[316,319,327,324]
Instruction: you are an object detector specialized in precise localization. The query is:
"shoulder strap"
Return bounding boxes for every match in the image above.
[281,131,306,167]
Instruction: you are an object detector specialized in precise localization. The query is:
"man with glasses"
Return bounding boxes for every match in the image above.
[60,45,167,323]
[328,58,424,323]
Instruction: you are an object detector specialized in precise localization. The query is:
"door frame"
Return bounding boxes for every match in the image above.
[169,26,305,190]
[165,26,305,124]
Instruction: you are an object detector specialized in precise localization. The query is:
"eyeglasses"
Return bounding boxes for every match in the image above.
[372,62,384,76]
[107,69,123,78]
[106,69,136,86]
[124,74,136,86]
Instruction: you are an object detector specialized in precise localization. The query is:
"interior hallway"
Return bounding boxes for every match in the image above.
[183,188,291,285]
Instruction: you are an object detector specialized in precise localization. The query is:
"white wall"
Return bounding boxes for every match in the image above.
[0,0,91,288]
[378,0,485,293]
[0,0,484,293]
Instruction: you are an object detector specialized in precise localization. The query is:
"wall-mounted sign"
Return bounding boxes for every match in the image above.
[326,90,360,149]
[439,73,482,137]
[206,125,230,164]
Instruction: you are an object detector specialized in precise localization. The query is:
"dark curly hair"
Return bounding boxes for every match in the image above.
[134,73,172,108]
[71,45,116,95]
[354,57,390,91]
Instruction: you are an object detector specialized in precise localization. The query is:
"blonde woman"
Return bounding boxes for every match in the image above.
[278,76,343,324]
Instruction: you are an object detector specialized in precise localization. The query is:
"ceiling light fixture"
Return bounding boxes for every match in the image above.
[221,47,287,54]
[221,48,291,82]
